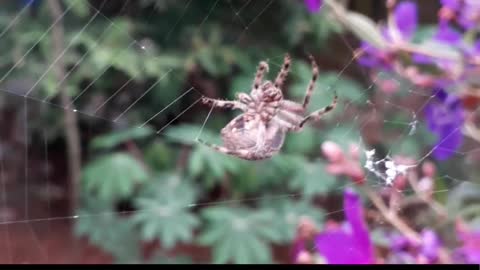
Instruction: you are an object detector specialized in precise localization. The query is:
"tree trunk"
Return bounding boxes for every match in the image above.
[47,0,82,216]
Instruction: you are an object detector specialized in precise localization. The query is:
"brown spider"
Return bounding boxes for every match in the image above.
[197,54,338,160]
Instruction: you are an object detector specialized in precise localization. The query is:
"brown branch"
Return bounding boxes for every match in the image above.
[47,0,82,215]
[360,185,452,263]
[360,185,422,244]
[406,172,449,219]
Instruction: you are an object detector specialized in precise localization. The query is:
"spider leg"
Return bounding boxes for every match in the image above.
[253,61,269,91]
[299,93,338,128]
[274,54,291,89]
[302,54,319,109]
[196,138,255,160]
[201,97,247,111]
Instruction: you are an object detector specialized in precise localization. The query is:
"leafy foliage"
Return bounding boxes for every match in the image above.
[82,152,149,202]
[74,210,142,263]
[289,161,337,198]
[262,198,326,242]
[90,126,155,151]
[132,173,199,249]
[198,206,281,264]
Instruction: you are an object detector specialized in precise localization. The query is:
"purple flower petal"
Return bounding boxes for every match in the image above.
[456,230,480,264]
[344,188,371,252]
[412,53,435,65]
[433,126,463,160]
[394,1,418,40]
[357,42,393,70]
[424,88,464,161]
[435,21,462,45]
[390,234,410,251]
[420,229,441,262]
[314,188,374,264]
[315,231,373,264]
[304,0,322,13]
[441,0,461,11]
[457,0,480,30]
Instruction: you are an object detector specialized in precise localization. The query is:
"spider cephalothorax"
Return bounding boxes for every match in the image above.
[197,54,338,160]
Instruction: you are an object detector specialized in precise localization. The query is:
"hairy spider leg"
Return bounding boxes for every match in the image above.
[302,54,319,109]
[299,93,338,128]
[274,54,291,89]
[201,97,247,111]
[253,61,269,91]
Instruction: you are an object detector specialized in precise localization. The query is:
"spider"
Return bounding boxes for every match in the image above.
[196,54,338,160]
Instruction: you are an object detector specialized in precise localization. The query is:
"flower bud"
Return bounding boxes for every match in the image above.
[438,6,455,21]
[321,141,344,163]
[393,174,407,190]
[296,250,313,264]
[297,216,317,240]
[422,161,436,178]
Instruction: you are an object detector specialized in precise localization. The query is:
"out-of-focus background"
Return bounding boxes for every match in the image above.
[0,0,479,264]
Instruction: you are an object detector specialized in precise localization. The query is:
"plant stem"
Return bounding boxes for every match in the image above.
[407,171,448,219]
[361,185,452,263]
[47,0,82,216]
[360,185,422,244]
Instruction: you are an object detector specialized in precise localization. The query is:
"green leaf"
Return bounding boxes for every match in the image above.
[261,199,325,243]
[198,206,277,264]
[229,73,254,100]
[344,12,387,49]
[324,0,386,49]
[321,124,361,149]
[188,145,245,186]
[74,210,141,263]
[132,173,199,250]
[389,136,420,158]
[82,153,149,202]
[446,181,480,217]
[144,141,175,171]
[90,126,155,151]
[68,0,90,18]
[195,47,231,77]
[283,126,318,155]
[318,72,368,105]
[289,161,337,198]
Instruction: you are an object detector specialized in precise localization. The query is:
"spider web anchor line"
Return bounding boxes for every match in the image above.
[156,96,203,134]
[113,69,173,122]
[137,86,196,129]
[195,97,215,141]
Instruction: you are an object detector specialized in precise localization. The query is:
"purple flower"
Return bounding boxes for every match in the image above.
[441,0,461,11]
[458,0,480,30]
[424,88,464,161]
[456,229,480,264]
[304,0,323,13]
[434,21,462,45]
[313,188,375,264]
[419,229,441,262]
[392,1,418,40]
[388,229,442,264]
[357,1,418,69]
[357,42,394,70]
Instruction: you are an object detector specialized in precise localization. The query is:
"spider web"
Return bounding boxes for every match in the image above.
[0,0,478,264]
